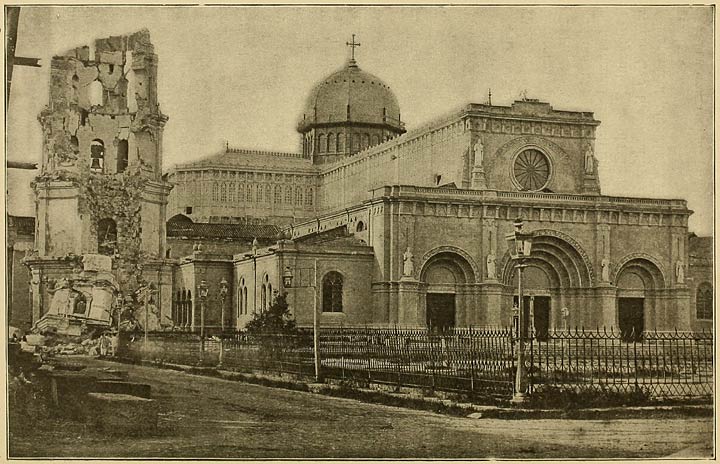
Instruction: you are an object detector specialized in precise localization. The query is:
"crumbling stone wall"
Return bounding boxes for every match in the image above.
[37,29,164,179]
[27,30,173,329]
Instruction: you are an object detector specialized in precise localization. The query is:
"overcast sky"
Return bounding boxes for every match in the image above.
[6,6,714,235]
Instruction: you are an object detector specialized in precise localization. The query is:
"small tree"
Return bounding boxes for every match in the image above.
[245,292,297,334]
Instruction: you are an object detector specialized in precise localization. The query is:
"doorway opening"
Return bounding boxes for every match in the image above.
[513,295,550,340]
[426,293,455,332]
[618,297,644,342]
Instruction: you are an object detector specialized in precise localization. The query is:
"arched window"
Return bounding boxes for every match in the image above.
[220,183,227,202]
[97,218,117,256]
[328,132,335,152]
[371,134,380,147]
[285,185,293,204]
[242,287,248,314]
[261,274,269,311]
[264,184,272,203]
[90,139,105,173]
[212,183,219,202]
[337,133,344,152]
[362,133,370,150]
[697,283,713,320]
[356,221,365,232]
[89,80,103,106]
[228,182,235,203]
[322,271,343,312]
[274,185,282,204]
[295,187,303,206]
[238,278,245,316]
[116,139,129,173]
[268,283,273,303]
[352,134,361,152]
[238,183,245,203]
[306,187,314,206]
[318,134,326,153]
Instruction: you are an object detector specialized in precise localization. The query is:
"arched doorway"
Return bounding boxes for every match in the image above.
[615,256,665,340]
[419,251,476,331]
[510,265,552,340]
[500,231,594,332]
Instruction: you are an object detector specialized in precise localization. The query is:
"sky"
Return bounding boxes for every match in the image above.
[6,5,714,235]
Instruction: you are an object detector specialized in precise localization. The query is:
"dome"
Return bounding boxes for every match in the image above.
[298,59,404,133]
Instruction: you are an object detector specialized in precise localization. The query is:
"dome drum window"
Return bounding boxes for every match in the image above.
[511,148,552,191]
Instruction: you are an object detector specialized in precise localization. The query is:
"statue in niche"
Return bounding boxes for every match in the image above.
[675,259,685,283]
[601,257,611,282]
[584,144,596,174]
[486,253,496,279]
[402,247,415,277]
[473,137,484,167]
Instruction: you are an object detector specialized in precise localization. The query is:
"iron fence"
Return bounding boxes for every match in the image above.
[118,327,713,400]
[528,328,714,398]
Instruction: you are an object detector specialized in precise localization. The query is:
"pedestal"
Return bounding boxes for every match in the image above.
[481,282,505,327]
[595,285,617,330]
[398,277,421,327]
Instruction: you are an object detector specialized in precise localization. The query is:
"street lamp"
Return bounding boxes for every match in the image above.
[505,218,533,404]
[219,277,229,331]
[282,261,321,381]
[198,280,210,339]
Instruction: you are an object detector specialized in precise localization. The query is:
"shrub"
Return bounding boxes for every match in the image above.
[244,292,298,335]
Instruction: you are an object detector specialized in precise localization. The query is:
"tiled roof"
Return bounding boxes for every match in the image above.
[167,221,282,240]
[169,148,316,172]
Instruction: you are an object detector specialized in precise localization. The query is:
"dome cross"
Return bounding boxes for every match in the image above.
[346,34,361,61]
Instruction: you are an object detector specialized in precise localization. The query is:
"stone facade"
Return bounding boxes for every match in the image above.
[16,32,710,334]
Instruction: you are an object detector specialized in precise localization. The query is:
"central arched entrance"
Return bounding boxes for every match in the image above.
[420,250,476,331]
[500,230,595,332]
[511,265,552,339]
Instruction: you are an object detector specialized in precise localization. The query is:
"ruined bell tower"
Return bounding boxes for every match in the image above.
[26,30,174,329]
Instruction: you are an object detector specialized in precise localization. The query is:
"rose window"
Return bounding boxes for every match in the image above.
[513,149,550,191]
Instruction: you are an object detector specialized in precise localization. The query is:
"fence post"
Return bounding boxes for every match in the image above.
[218,335,224,368]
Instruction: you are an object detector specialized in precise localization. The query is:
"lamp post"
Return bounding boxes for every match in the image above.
[505,218,533,404]
[282,260,321,381]
[244,238,259,313]
[198,280,210,356]
[219,277,229,331]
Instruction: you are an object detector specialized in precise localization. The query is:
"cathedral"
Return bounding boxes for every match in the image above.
[10,30,712,335]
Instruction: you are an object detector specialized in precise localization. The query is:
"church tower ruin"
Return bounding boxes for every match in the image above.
[25,30,174,331]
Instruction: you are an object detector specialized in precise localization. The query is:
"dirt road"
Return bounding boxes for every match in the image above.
[9,358,713,459]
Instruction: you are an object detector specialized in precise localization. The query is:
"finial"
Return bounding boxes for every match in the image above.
[487,88,492,105]
[346,34,361,65]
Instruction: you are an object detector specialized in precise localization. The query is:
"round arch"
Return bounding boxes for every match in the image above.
[614,253,666,290]
[499,229,595,288]
[418,246,479,283]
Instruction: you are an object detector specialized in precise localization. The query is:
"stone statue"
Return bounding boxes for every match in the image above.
[402,247,415,277]
[584,144,595,174]
[473,138,484,167]
[675,259,685,283]
[47,278,73,316]
[486,253,496,279]
[601,257,611,282]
